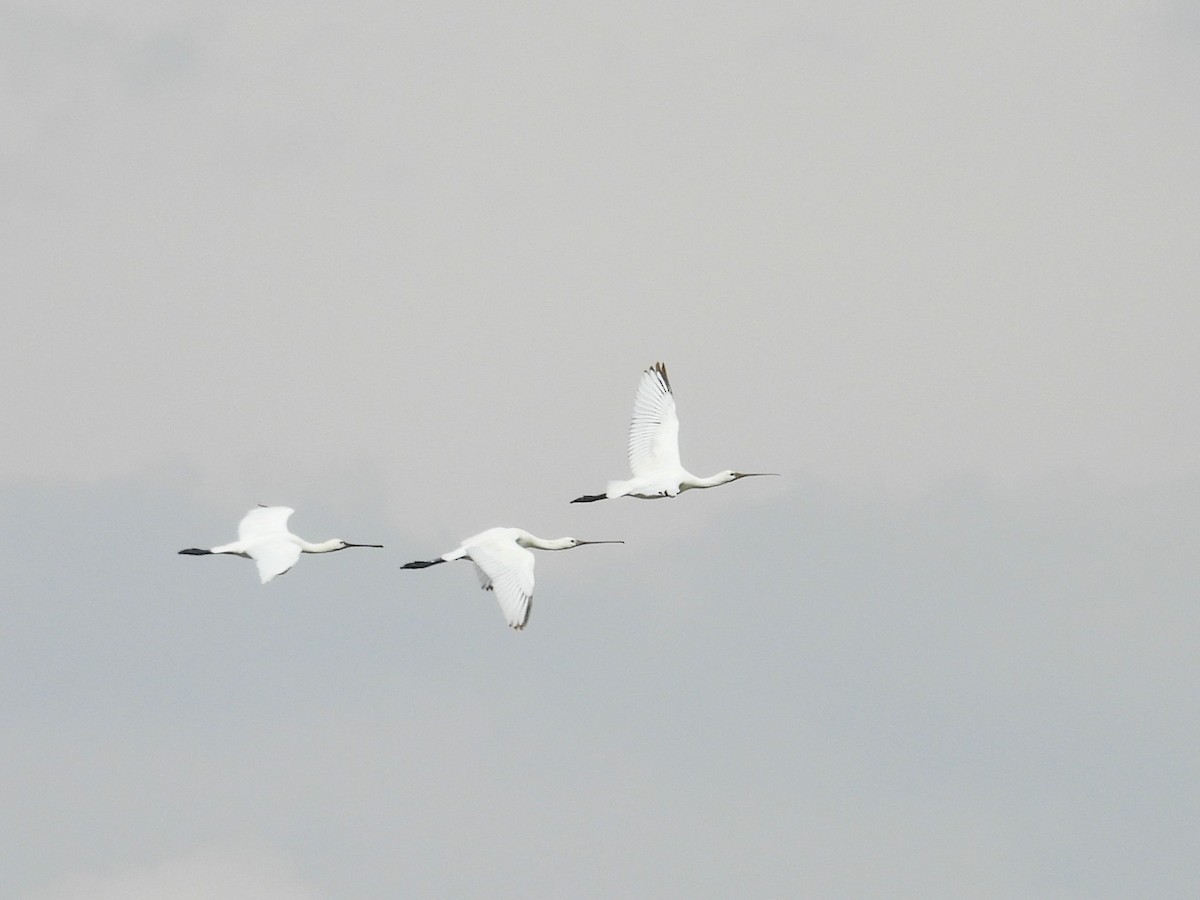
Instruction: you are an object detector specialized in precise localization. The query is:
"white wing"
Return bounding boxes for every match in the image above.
[627,362,680,477]
[238,506,294,543]
[467,540,535,630]
[248,539,302,583]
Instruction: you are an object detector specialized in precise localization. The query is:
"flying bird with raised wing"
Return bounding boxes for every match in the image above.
[401,527,623,630]
[179,505,383,583]
[572,362,777,503]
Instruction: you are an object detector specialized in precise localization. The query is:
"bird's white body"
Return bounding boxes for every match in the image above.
[402,527,622,630]
[180,506,383,583]
[574,363,775,502]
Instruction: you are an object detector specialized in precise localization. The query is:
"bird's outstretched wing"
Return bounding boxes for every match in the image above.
[248,540,302,584]
[627,362,680,477]
[467,541,535,630]
[238,506,294,543]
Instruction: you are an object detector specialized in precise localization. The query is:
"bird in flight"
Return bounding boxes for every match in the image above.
[572,362,776,503]
[401,527,623,630]
[179,505,383,583]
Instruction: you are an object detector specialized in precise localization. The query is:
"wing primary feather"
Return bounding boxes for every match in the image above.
[651,361,671,393]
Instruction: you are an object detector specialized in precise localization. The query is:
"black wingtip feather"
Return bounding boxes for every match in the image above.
[649,361,670,392]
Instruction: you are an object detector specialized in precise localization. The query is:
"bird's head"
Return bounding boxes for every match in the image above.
[560,538,625,550]
[330,540,385,551]
[723,470,780,484]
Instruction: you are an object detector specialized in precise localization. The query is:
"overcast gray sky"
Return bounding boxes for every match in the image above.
[2,1,1198,897]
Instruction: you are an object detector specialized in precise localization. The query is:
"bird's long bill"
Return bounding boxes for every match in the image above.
[576,540,625,546]
[345,542,385,548]
[739,472,780,478]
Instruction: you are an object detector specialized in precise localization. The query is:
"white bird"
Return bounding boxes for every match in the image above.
[401,527,623,630]
[572,362,777,503]
[179,505,383,583]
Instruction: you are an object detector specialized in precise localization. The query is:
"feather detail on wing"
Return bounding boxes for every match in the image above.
[467,541,535,630]
[238,506,294,543]
[627,362,680,477]
[249,540,302,583]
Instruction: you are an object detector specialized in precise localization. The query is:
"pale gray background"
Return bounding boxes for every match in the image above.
[2,1,1198,897]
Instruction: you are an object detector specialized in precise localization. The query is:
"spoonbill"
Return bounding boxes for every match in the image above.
[572,362,777,502]
[401,527,623,630]
[179,505,383,583]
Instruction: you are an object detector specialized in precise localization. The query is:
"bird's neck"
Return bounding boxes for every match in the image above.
[300,539,344,554]
[524,536,573,551]
[686,472,730,489]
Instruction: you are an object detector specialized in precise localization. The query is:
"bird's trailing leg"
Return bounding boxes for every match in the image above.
[401,558,447,569]
[570,493,608,504]
[178,548,212,556]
